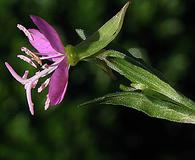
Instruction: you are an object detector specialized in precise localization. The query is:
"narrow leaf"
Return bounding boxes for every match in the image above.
[99,50,195,111]
[76,2,129,60]
[75,29,87,40]
[81,91,195,124]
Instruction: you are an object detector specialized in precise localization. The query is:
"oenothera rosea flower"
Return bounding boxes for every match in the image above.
[5,16,69,115]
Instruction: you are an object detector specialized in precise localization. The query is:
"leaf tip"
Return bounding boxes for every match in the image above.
[123,1,130,10]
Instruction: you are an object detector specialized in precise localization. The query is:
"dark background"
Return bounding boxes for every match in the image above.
[0,0,195,159]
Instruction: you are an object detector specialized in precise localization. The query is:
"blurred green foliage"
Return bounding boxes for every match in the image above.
[0,0,195,160]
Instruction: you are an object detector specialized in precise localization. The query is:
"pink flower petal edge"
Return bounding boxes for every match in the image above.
[30,15,65,54]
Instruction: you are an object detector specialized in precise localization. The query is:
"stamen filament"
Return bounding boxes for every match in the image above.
[38,78,50,93]
[44,94,50,110]
[40,54,64,60]
[21,47,42,65]
[22,70,29,79]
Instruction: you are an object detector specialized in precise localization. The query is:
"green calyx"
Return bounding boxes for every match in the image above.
[65,45,79,66]
[65,2,130,66]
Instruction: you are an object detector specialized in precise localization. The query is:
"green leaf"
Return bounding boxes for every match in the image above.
[75,2,129,60]
[128,48,143,59]
[99,50,195,111]
[75,29,87,40]
[81,91,195,124]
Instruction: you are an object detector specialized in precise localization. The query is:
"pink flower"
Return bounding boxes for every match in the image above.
[5,16,69,115]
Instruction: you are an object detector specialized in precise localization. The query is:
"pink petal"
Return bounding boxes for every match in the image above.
[28,29,60,57]
[48,59,69,105]
[30,15,65,54]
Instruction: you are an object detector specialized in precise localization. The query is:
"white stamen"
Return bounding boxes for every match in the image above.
[38,78,50,93]
[35,71,40,75]
[17,55,37,68]
[21,47,42,65]
[42,64,49,69]
[21,47,32,56]
[22,70,29,79]
[40,54,64,60]
[17,24,33,41]
[31,60,60,81]
[32,79,38,88]
[44,94,50,110]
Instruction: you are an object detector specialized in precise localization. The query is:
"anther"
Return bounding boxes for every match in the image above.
[42,64,49,69]
[21,47,42,65]
[17,55,37,68]
[17,24,33,41]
